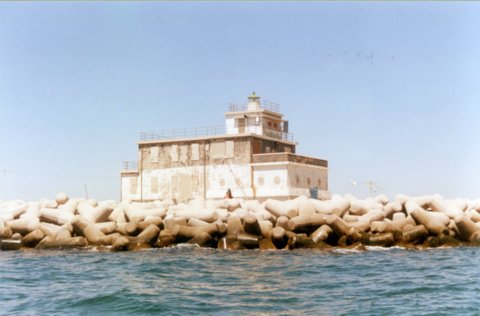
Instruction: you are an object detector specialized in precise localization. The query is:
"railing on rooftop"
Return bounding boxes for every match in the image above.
[228,99,281,113]
[140,125,294,142]
[122,161,138,171]
[140,125,226,141]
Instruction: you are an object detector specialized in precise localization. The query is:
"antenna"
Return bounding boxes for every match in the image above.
[350,179,382,195]
[365,180,381,194]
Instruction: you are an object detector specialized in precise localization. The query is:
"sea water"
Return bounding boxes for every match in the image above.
[1,246,479,315]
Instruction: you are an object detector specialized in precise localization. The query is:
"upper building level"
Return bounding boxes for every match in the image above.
[225,92,292,142]
[139,93,294,144]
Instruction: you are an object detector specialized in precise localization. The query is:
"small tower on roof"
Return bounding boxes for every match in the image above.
[247,91,261,111]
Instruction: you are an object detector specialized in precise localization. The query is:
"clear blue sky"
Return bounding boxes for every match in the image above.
[1,2,479,201]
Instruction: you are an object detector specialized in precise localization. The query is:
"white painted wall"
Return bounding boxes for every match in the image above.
[122,162,328,202]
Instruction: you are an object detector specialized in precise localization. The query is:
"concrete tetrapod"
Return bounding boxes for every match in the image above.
[454,215,480,243]
[406,202,449,236]
[136,217,163,232]
[72,216,106,245]
[36,228,88,249]
[287,214,335,231]
[117,223,137,236]
[39,223,70,237]
[170,208,218,223]
[310,225,333,243]
[286,232,314,249]
[429,198,467,219]
[128,224,161,249]
[188,218,209,227]
[275,216,290,231]
[0,239,22,251]
[223,216,245,250]
[226,215,244,237]
[309,197,350,217]
[364,232,395,247]
[370,220,403,241]
[297,197,316,217]
[6,216,39,235]
[0,227,13,239]
[243,214,261,236]
[384,201,404,219]
[187,232,212,247]
[155,228,177,248]
[259,220,273,239]
[102,233,123,246]
[21,229,45,248]
[95,222,117,235]
[38,208,74,226]
[401,225,428,244]
[271,227,288,249]
[258,237,277,250]
[329,215,363,243]
[173,221,226,240]
[265,199,299,219]
[55,192,69,205]
[237,232,260,248]
[111,236,130,251]
[77,202,114,224]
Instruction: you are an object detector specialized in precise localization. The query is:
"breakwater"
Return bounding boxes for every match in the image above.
[1,193,480,251]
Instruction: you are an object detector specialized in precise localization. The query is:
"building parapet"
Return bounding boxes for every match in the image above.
[252,152,328,168]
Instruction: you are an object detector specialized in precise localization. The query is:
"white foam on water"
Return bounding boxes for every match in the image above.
[332,248,364,254]
[175,243,199,249]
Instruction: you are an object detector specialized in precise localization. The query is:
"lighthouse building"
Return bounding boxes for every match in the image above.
[121,93,328,202]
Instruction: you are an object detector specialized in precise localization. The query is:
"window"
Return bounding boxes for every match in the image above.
[191,143,200,160]
[179,145,188,162]
[210,141,225,158]
[226,140,234,158]
[150,146,159,163]
[170,145,179,162]
[274,176,281,185]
